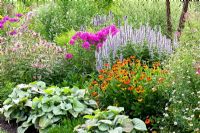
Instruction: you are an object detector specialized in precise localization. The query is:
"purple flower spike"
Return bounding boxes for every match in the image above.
[10,30,17,36]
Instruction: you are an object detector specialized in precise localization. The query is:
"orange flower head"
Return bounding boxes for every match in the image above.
[123,79,131,85]
[128,86,134,91]
[130,55,135,59]
[146,77,152,81]
[145,119,151,125]
[91,92,98,97]
[98,75,104,80]
[104,63,109,67]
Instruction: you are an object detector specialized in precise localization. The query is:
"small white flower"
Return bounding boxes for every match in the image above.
[191,115,194,118]
[189,123,193,127]
[164,113,169,117]
[165,107,169,111]
[186,108,189,111]
[174,121,178,125]
[182,94,185,96]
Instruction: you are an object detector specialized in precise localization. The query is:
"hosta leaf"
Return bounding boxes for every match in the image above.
[109,127,123,133]
[53,107,63,115]
[83,115,95,119]
[44,88,54,95]
[25,100,32,107]
[69,109,79,118]
[98,120,112,125]
[60,102,72,111]
[98,123,109,131]
[73,99,85,112]
[62,87,71,94]
[107,106,124,113]
[39,116,51,129]
[132,118,147,131]
[17,126,28,133]
[3,98,12,105]
[84,100,97,108]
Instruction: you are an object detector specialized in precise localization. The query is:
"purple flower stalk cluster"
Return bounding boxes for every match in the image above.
[69,25,119,50]
[95,21,179,70]
[92,11,114,26]
[0,13,22,29]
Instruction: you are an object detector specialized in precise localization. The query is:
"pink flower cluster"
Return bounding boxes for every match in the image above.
[0,13,23,29]
[69,25,119,50]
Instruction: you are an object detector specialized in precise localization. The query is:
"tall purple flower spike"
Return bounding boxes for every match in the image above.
[95,20,179,70]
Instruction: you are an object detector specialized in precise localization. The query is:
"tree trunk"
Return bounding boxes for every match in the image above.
[177,0,190,38]
[166,0,172,38]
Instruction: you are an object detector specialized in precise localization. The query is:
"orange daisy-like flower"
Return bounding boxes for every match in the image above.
[136,87,140,93]
[123,79,131,85]
[146,77,152,81]
[145,118,151,125]
[104,63,109,67]
[128,86,134,91]
[98,75,104,80]
[92,80,98,85]
[130,55,135,59]
[91,92,98,97]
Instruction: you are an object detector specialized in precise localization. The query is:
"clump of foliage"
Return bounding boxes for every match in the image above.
[89,56,168,118]
[0,81,97,133]
[158,11,200,133]
[75,106,147,133]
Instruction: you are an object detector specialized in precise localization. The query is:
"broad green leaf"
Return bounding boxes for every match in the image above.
[3,98,12,105]
[132,118,147,131]
[25,100,32,107]
[39,116,51,129]
[107,106,124,113]
[44,88,54,95]
[83,115,95,119]
[73,99,85,112]
[98,120,112,125]
[98,123,109,131]
[53,106,64,115]
[17,126,28,133]
[62,87,71,94]
[109,127,123,133]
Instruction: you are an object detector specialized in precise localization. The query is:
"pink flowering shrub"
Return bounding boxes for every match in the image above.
[69,24,119,50]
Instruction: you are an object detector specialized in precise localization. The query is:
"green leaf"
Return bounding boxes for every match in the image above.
[109,127,123,133]
[53,106,64,115]
[39,116,52,129]
[44,88,54,95]
[83,115,95,119]
[62,87,71,94]
[17,126,28,133]
[98,120,112,125]
[73,99,85,112]
[132,118,147,131]
[107,106,124,113]
[98,123,109,131]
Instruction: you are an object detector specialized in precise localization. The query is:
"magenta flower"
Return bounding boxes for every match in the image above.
[10,30,17,36]
[97,43,103,49]
[3,16,9,21]
[82,41,90,49]
[65,53,73,59]
[69,39,75,45]
[15,13,23,18]
[9,18,19,23]
[0,24,3,29]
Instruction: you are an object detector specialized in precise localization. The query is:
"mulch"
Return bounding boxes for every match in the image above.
[0,116,17,133]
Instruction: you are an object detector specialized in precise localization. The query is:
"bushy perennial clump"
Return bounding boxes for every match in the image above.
[75,106,147,133]
[0,81,97,133]
[89,56,168,118]
[95,21,178,70]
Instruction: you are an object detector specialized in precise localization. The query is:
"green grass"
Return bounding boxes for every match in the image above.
[47,118,84,133]
[0,128,6,133]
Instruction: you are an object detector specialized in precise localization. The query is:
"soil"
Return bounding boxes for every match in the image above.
[0,116,17,133]
[0,116,39,133]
